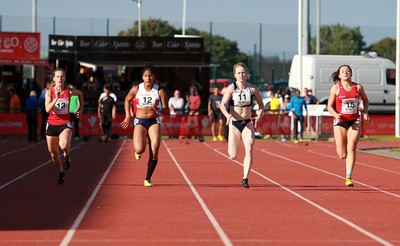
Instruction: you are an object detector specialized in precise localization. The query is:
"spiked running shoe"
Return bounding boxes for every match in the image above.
[134,152,141,160]
[144,179,153,187]
[63,155,70,170]
[217,135,224,141]
[345,177,354,187]
[58,172,65,185]
[241,178,249,188]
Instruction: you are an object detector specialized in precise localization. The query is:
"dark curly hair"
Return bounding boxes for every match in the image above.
[142,62,156,77]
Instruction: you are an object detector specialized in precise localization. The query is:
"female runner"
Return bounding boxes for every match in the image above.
[327,65,370,187]
[220,62,264,188]
[45,68,84,185]
[121,63,169,187]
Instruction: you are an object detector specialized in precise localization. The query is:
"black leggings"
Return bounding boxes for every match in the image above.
[294,115,304,140]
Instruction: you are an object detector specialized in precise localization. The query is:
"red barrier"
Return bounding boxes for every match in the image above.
[0,113,396,137]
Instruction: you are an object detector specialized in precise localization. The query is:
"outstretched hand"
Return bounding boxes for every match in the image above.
[120,117,132,129]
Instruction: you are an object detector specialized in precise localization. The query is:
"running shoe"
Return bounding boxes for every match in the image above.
[241,178,249,188]
[217,135,224,141]
[144,179,153,187]
[58,172,65,185]
[63,155,70,170]
[213,137,218,141]
[294,140,299,144]
[345,177,354,187]
[134,152,141,160]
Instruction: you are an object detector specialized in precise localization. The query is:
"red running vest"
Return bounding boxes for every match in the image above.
[335,82,360,121]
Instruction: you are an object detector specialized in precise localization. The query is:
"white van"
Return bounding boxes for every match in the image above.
[288,54,396,111]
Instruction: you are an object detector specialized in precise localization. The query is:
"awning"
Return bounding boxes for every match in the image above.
[0,59,49,66]
[79,60,218,68]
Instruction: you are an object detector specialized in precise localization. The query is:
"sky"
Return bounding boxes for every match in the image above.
[0,0,398,58]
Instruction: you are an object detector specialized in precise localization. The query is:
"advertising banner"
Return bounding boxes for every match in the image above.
[0,113,394,137]
[0,32,40,60]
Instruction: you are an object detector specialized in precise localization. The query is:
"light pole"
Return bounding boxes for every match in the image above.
[132,0,142,37]
[182,0,186,36]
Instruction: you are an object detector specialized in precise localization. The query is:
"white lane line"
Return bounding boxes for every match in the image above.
[203,142,393,246]
[307,149,400,175]
[162,140,233,246]
[260,147,400,199]
[0,141,43,158]
[59,140,126,246]
[0,142,85,190]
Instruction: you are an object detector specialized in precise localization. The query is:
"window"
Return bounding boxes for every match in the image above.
[386,69,396,86]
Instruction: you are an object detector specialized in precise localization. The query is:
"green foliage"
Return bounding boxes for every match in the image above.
[369,37,396,62]
[311,24,366,55]
[118,18,178,37]
[117,18,248,78]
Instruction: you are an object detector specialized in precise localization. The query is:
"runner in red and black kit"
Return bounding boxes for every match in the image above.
[45,68,84,185]
[327,65,370,187]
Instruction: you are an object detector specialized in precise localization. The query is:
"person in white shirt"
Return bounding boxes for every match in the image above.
[168,90,184,115]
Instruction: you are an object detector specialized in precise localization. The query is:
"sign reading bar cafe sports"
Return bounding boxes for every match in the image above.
[49,35,203,53]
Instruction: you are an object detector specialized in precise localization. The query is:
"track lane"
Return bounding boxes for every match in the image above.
[165,141,394,245]
[0,138,399,245]
[67,139,231,246]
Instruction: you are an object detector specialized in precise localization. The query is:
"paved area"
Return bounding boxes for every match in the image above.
[359,147,400,160]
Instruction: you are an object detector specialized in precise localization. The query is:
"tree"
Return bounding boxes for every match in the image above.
[118,18,178,37]
[369,37,396,62]
[185,27,247,78]
[118,18,248,78]
[311,24,366,55]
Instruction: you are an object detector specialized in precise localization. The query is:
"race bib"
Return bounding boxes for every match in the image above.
[232,89,251,106]
[341,98,358,114]
[53,98,69,114]
[138,94,155,108]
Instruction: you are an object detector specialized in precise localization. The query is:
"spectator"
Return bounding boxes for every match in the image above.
[87,75,98,91]
[264,91,280,139]
[69,84,81,140]
[188,88,202,140]
[168,90,184,115]
[303,87,319,132]
[188,78,202,95]
[39,82,51,140]
[98,84,117,142]
[168,90,185,139]
[280,95,291,141]
[25,90,39,142]
[188,88,201,116]
[208,87,224,141]
[77,66,88,90]
[303,88,319,104]
[9,87,21,113]
[269,91,280,115]
[290,89,307,143]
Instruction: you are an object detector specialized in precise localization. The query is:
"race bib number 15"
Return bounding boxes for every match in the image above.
[341,98,358,114]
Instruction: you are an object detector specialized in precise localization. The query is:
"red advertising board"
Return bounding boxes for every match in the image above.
[0,113,395,137]
[0,32,40,60]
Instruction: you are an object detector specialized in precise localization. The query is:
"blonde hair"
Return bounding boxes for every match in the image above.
[233,62,248,74]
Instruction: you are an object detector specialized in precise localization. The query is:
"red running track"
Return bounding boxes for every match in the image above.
[0,137,399,245]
